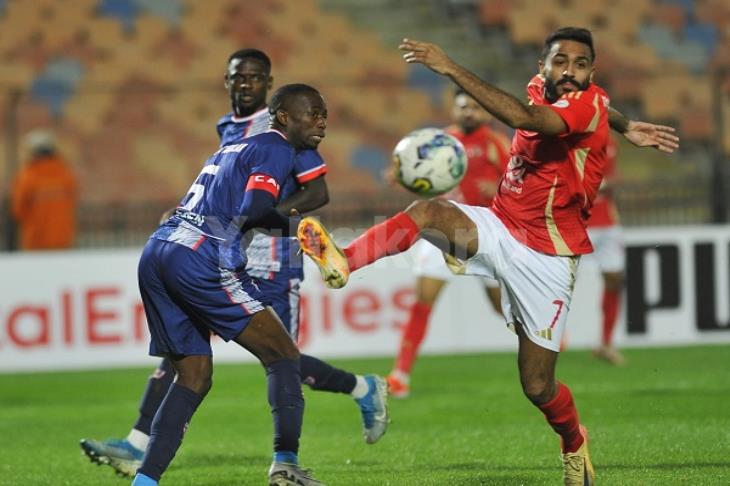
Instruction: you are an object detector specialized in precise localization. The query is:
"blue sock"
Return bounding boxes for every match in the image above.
[134,359,175,435]
[137,383,204,481]
[274,451,298,465]
[300,354,357,394]
[266,359,304,455]
[131,472,158,485]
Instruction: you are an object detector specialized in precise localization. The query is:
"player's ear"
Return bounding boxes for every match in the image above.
[275,109,288,126]
[537,59,545,74]
[267,75,274,91]
[224,74,231,89]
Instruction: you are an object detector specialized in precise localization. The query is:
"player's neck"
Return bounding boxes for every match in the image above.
[233,103,266,119]
[461,125,482,135]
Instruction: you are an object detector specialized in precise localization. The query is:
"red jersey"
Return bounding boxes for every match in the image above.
[491,75,610,256]
[587,135,619,228]
[445,124,510,207]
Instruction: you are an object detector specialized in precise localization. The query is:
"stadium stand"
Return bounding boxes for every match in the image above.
[0,0,727,249]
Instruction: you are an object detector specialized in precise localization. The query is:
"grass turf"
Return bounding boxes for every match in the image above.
[1,344,729,485]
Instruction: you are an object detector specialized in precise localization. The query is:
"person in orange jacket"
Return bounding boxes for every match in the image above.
[11,130,78,250]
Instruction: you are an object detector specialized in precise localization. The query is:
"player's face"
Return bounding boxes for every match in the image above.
[452,94,489,133]
[539,40,594,103]
[224,57,272,116]
[285,92,328,150]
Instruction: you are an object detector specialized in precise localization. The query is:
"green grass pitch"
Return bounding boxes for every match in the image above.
[2,344,729,485]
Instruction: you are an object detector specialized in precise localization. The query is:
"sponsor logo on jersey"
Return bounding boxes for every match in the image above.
[174,208,205,226]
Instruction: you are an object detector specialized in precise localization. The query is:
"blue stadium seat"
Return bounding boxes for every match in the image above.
[684,22,717,55]
[407,65,449,108]
[97,0,140,32]
[638,23,678,59]
[30,58,85,118]
[136,0,183,27]
[352,144,389,182]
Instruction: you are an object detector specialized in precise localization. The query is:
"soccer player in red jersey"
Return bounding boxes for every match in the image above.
[299,28,678,485]
[585,135,626,365]
[387,89,510,398]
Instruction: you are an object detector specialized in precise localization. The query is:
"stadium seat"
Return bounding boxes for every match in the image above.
[478,0,510,27]
[135,0,183,27]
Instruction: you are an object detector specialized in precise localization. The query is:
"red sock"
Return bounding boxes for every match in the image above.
[343,212,420,272]
[394,301,432,374]
[537,383,583,453]
[601,288,620,346]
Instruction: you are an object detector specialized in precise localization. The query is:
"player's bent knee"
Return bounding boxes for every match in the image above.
[404,198,447,227]
[264,341,300,365]
[521,378,556,405]
[176,372,213,396]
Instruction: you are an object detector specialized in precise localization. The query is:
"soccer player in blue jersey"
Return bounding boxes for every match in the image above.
[127,83,327,486]
[80,50,387,481]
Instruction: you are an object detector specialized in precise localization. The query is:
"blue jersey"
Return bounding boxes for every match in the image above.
[216,109,327,282]
[151,130,296,270]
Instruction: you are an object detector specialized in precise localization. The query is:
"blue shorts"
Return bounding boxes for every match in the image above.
[255,277,302,340]
[138,238,268,357]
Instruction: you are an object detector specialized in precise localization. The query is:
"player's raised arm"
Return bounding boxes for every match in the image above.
[399,38,568,135]
[276,175,329,215]
[608,107,680,153]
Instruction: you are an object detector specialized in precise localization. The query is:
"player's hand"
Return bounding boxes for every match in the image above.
[399,38,456,76]
[159,207,176,224]
[623,121,680,153]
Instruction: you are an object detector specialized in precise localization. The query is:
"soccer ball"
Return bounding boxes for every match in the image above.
[392,128,467,196]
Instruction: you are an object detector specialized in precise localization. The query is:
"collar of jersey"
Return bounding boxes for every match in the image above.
[231,106,269,123]
[267,128,287,140]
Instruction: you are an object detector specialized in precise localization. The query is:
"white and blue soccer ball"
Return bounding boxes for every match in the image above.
[392,127,467,196]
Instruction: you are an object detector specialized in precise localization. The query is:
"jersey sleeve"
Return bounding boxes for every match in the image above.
[546,89,604,135]
[294,149,327,184]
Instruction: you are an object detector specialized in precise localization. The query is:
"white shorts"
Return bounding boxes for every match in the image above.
[586,225,625,273]
[450,202,579,352]
[412,239,499,288]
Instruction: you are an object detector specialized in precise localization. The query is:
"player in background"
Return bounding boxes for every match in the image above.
[298,29,678,485]
[387,89,510,398]
[585,135,626,365]
[129,83,328,486]
[81,49,387,480]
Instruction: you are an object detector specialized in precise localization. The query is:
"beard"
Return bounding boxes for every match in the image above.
[543,76,589,103]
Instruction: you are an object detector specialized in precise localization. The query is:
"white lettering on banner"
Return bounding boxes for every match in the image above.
[1,225,729,372]
[0,286,147,349]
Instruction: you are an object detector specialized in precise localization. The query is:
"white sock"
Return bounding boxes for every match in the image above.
[126,428,150,452]
[390,369,410,385]
[350,375,369,399]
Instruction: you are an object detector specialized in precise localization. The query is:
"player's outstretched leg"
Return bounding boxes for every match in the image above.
[297,218,350,288]
[81,359,174,477]
[300,355,389,444]
[514,323,594,486]
[298,199,478,287]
